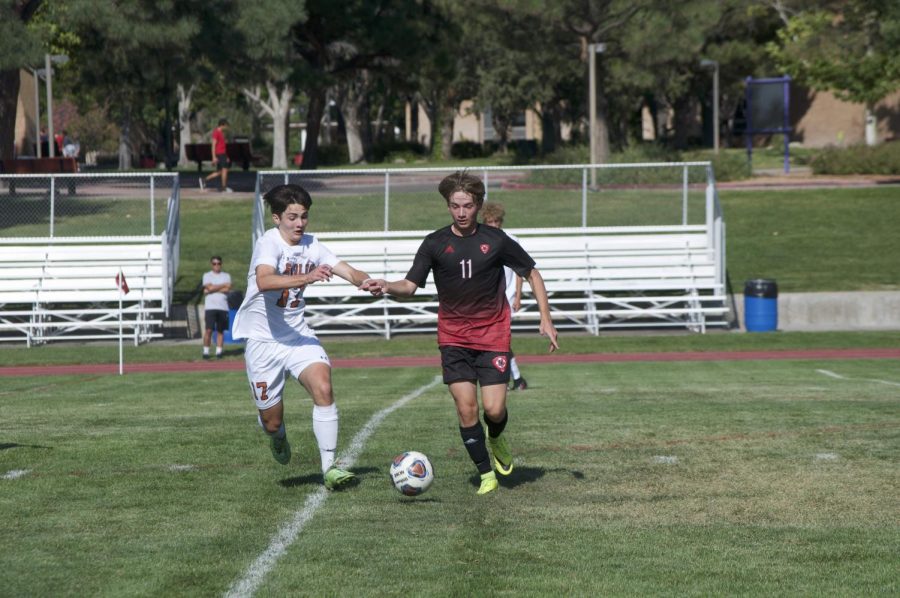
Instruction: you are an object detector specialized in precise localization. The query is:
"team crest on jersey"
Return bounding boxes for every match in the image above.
[480,244,490,254]
[444,244,455,254]
[491,355,508,372]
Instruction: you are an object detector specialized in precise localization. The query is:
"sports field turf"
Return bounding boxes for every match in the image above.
[2,354,897,596]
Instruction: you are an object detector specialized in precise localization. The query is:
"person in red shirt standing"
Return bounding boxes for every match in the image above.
[200,118,232,193]
[361,171,559,495]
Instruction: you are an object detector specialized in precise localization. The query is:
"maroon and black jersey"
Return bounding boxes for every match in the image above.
[405,224,535,351]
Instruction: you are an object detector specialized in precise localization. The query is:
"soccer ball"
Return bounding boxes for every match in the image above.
[390,451,434,496]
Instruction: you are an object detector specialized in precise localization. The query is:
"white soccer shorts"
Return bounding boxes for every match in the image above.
[244,338,331,410]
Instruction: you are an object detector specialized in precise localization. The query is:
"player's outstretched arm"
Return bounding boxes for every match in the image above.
[359,278,418,298]
[255,263,332,291]
[526,268,559,352]
[332,261,373,288]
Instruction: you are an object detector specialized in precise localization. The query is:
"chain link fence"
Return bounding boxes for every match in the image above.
[0,172,176,239]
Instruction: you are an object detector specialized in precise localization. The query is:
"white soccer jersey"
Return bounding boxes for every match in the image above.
[232,228,340,343]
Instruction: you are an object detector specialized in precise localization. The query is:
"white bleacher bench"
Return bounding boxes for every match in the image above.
[0,238,167,346]
[296,226,729,337]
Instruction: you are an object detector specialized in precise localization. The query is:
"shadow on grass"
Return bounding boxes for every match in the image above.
[279,465,378,489]
[468,465,572,490]
[0,442,52,451]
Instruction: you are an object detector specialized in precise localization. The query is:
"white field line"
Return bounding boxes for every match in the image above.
[2,469,31,480]
[815,369,900,387]
[224,376,441,598]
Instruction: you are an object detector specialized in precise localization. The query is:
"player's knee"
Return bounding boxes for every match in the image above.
[259,411,282,434]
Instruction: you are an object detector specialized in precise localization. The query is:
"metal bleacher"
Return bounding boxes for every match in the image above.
[0,173,180,346]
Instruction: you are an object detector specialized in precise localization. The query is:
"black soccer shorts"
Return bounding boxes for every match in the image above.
[439,345,511,387]
[205,309,229,333]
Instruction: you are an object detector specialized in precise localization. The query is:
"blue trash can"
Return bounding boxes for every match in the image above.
[223,290,244,344]
[744,279,778,332]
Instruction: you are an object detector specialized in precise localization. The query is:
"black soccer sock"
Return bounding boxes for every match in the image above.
[484,409,508,439]
[459,423,492,474]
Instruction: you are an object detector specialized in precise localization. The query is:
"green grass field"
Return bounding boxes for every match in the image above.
[2,354,897,596]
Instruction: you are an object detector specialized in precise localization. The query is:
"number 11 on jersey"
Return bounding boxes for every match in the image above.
[459,259,472,279]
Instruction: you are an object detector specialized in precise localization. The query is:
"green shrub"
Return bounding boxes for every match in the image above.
[810,143,900,175]
[315,144,350,166]
[372,140,428,163]
[451,141,486,159]
[526,143,749,185]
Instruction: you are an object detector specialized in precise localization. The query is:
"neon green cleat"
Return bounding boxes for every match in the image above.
[270,434,291,465]
[324,466,356,490]
[477,470,499,495]
[488,434,514,476]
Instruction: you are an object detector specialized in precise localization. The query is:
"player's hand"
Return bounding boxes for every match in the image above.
[540,322,559,353]
[512,297,521,312]
[360,278,386,296]
[306,265,333,284]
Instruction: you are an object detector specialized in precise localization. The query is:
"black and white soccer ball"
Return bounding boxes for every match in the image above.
[390,451,434,496]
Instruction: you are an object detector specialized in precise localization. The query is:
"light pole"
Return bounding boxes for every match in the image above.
[700,59,719,153]
[588,42,606,188]
[43,54,69,158]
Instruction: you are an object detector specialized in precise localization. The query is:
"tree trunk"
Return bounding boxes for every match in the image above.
[301,89,327,170]
[865,102,877,146]
[118,108,133,170]
[540,103,559,155]
[177,83,194,167]
[268,82,293,169]
[595,93,611,163]
[440,102,455,160]
[0,70,21,161]
[339,83,367,164]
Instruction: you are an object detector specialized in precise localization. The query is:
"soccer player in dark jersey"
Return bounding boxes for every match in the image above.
[361,171,559,495]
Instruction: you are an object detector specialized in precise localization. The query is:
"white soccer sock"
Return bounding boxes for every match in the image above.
[312,403,339,473]
[216,347,223,356]
[202,347,210,356]
[510,356,521,380]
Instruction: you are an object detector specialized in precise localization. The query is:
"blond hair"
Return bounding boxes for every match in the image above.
[481,202,506,222]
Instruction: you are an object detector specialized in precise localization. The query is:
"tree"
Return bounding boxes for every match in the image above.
[768,0,900,145]
[233,2,307,169]
[0,0,45,161]
[57,0,218,169]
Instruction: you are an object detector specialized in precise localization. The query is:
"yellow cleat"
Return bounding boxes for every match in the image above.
[477,470,499,495]
[488,434,514,476]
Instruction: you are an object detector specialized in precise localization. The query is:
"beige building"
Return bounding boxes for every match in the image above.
[792,88,900,146]
[406,100,549,147]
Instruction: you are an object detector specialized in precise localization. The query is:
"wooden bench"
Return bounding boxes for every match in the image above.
[0,241,167,345]
[184,141,261,172]
[276,226,729,338]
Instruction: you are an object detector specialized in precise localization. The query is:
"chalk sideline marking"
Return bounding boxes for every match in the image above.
[815,369,900,387]
[224,376,441,598]
[2,469,31,480]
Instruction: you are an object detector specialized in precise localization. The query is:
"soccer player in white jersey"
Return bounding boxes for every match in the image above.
[232,184,373,490]
[481,202,527,390]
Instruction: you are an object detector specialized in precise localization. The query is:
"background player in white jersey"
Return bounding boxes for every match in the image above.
[232,184,373,490]
[481,202,527,390]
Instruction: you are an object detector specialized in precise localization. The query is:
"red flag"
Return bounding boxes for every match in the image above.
[116,272,130,294]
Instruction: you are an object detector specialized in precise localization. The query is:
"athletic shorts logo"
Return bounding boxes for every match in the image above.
[480,244,490,254]
[444,244,455,254]
[491,355,508,372]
